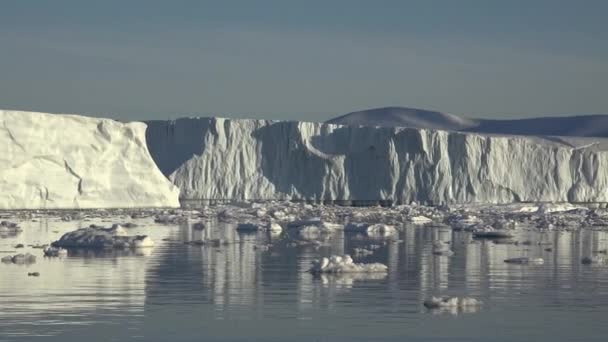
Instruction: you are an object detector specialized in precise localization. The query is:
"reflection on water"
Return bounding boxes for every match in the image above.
[1,216,608,341]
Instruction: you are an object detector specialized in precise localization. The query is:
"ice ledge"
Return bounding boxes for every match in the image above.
[0,110,180,209]
[146,117,608,204]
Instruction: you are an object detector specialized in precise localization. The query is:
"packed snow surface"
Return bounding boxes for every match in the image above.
[0,110,180,209]
[328,106,608,138]
[147,117,608,204]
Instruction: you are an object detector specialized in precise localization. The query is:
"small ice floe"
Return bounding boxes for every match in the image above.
[353,247,374,257]
[268,222,283,235]
[309,255,388,274]
[423,296,482,309]
[51,226,154,249]
[236,223,261,232]
[288,218,342,230]
[472,227,513,239]
[0,221,22,236]
[408,216,433,225]
[345,223,397,238]
[43,246,68,257]
[424,296,482,314]
[1,253,36,264]
[581,256,605,265]
[504,257,544,264]
[432,241,454,256]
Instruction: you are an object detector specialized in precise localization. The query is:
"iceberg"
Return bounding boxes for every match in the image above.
[146,117,608,205]
[309,255,388,274]
[51,225,154,249]
[0,110,179,209]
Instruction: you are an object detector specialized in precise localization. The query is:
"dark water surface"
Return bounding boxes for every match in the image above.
[1,216,607,341]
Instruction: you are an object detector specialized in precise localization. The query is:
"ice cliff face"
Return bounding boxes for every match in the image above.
[146,117,608,204]
[0,110,180,209]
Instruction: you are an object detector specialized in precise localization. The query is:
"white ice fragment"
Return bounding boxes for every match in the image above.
[504,257,544,264]
[423,296,482,309]
[43,246,68,257]
[309,254,388,274]
[409,216,432,225]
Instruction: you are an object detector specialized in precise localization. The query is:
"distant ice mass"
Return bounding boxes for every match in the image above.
[327,106,608,138]
[147,116,608,204]
[0,110,180,209]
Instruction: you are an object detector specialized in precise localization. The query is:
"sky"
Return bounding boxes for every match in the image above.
[0,0,607,121]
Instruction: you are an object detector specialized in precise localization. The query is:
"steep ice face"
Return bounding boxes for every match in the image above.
[146,117,608,204]
[0,110,180,209]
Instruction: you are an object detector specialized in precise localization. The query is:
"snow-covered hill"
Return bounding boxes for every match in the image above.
[0,110,180,209]
[146,117,608,204]
[328,106,608,138]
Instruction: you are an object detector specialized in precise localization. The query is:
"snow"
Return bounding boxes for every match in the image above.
[0,110,180,209]
[327,106,608,139]
[309,255,388,274]
[146,117,608,204]
[51,225,154,249]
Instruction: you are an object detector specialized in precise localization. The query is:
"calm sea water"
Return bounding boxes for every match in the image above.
[1,214,607,341]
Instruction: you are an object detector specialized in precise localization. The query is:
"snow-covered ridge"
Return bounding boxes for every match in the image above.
[0,110,180,209]
[146,117,608,204]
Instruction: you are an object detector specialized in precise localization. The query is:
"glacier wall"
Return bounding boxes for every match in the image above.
[0,110,180,209]
[146,117,608,204]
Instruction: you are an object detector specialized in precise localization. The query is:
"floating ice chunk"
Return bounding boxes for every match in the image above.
[43,246,68,257]
[132,236,154,248]
[1,253,36,264]
[52,226,154,249]
[268,222,283,234]
[309,254,388,274]
[345,223,396,237]
[409,216,432,225]
[365,224,397,237]
[423,296,482,309]
[504,257,544,264]
[472,228,513,239]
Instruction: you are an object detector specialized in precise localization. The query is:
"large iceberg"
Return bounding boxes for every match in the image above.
[0,110,180,209]
[146,117,608,204]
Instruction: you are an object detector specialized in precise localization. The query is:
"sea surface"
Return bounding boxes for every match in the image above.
[1,212,607,341]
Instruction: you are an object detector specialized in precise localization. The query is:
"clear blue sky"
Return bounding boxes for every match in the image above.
[1,0,606,121]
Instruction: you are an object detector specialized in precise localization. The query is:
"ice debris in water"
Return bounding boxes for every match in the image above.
[43,246,68,257]
[51,225,154,249]
[409,216,433,225]
[504,257,544,264]
[309,255,388,274]
[345,223,397,237]
[423,296,482,309]
[1,253,36,264]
